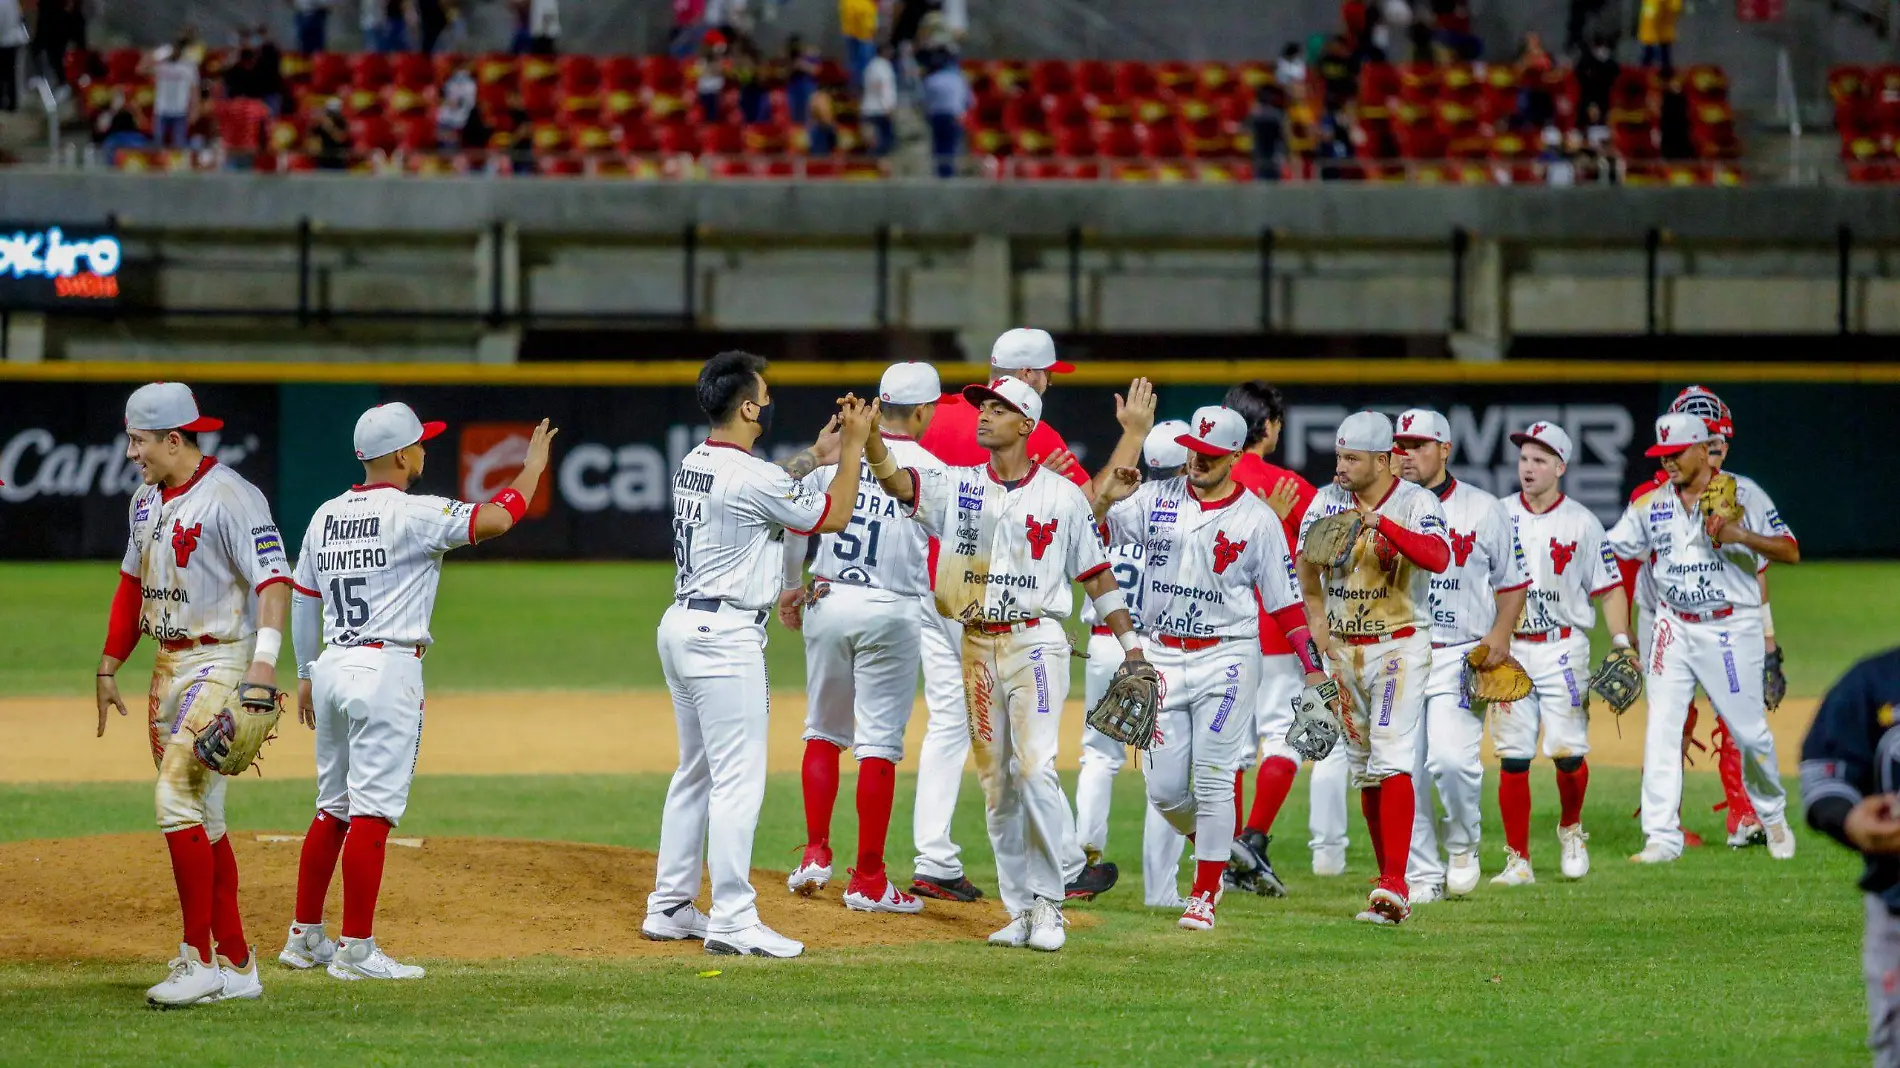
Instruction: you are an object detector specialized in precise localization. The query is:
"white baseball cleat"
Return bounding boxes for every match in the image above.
[1558,824,1591,880]
[1628,843,1679,864]
[1490,849,1535,886]
[326,937,426,980]
[146,945,223,1008]
[1446,851,1481,897]
[842,874,924,914]
[1355,887,1410,926]
[277,922,337,970]
[1765,819,1797,859]
[1727,821,1767,849]
[206,951,263,1002]
[641,902,709,942]
[786,847,833,897]
[1177,888,1220,931]
[704,922,804,959]
[1312,845,1347,877]
[1409,881,1445,905]
[987,912,1030,948]
[1025,898,1067,952]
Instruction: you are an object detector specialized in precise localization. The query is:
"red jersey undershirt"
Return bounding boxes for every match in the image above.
[1231,452,1317,656]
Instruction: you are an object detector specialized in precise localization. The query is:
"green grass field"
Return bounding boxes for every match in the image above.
[4,561,1897,1066]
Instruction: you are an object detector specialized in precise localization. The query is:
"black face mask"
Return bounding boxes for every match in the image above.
[752,400,775,436]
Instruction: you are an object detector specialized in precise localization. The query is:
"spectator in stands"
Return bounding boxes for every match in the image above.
[1315,109,1354,180]
[507,0,530,54]
[1430,0,1481,60]
[1516,31,1555,127]
[439,0,469,53]
[508,113,539,175]
[0,0,24,113]
[696,33,728,122]
[438,61,476,149]
[92,87,150,162]
[840,0,877,91]
[1370,0,1413,63]
[1638,0,1680,70]
[1566,0,1612,57]
[1275,42,1306,98]
[670,0,707,58]
[254,27,287,112]
[889,0,930,47]
[359,0,383,51]
[310,97,350,169]
[807,86,837,156]
[785,35,818,123]
[1341,0,1370,54]
[290,0,333,54]
[414,0,444,54]
[1658,73,1693,158]
[1564,124,1603,182]
[1250,84,1286,182]
[32,0,77,93]
[1576,37,1619,120]
[920,49,968,178]
[528,0,560,55]
[375,0,413,53]
[1538,124,1574,186]
[1316,35,1356,114]
[148,42,199,149]
[861,41,896,155]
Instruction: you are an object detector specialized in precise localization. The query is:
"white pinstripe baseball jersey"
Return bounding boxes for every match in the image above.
[800,434,944,597]
[1081,540,1148,632]
[1104,478,1300,640]
[1425,478,1531,644]
[292,483,476,647]
[1606,471,1791,616]
[120,458,290,643]
[1298,478,1450,637]
[673,440,830,611]
[909,463,1108,623]
[1504,492,1620,633]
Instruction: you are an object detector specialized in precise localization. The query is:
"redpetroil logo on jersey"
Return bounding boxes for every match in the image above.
[459,424,552,519]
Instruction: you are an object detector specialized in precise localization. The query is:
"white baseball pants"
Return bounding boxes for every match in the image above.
[311,643,427,825]
[1077,631,1188,905]
[800,583,921,763]
[1408,640,1486,889]
[1336,631,1430,788]
[149,643,247,840]
[650,603,772,935]
[1492,632,1593,761]
[1144,641,1258,865]
[963,623,1075,917]
[912,601,974,881]
[1639,607,1786,857]
[1308,747,1351,856]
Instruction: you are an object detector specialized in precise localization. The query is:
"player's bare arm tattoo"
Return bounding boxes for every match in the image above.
[778,448,820,479]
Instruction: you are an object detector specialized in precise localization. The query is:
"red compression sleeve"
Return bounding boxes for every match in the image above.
[1375,520,1451,573]
[1269,604,1322,675]
[104,572,141,660]
[489,487,527,523]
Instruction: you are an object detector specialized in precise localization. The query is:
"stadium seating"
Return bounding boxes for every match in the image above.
[73,46,1745,184]
[1829,64,1900,182]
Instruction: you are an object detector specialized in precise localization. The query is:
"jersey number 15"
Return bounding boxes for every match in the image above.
[328,576,370,628]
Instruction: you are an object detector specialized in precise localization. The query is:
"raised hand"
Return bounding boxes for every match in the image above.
[1102,465,1143,505]
[809,413,844,466]
[1039,448,1080,476]
[522,418,560,474]
[1114,377,1157,435]
[1265,476,1301,520]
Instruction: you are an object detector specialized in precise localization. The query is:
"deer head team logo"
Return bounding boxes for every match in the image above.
[1450,529,1477,567]
[1549,537,1578,575]
[1024,515,1057,560]
[1198,417,1215,437]
[170,521,203,568]
[1211,529,1246,574]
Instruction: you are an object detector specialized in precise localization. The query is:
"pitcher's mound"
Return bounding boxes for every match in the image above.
[0,834,1068,962]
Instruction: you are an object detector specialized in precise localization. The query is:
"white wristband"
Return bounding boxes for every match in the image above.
[1117,629,1141,654]
[1089,586,1128,623]
[1760,603,1775,637]
[1611,633,1631,650]
[252,627,282,665]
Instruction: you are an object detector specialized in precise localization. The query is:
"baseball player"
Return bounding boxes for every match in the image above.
[1391,409,1529,902]
[278,405,555,981]
[1074,420,1192,908]
[862,376,1141,952]
[1097,406,1323,931]
[1798,648,1900,1067]
[647,352,877,959]
[1223,381,1323,892]
[778,362,946,914]
[1606,412,1801,864]
[908,329,1141,904]
[95,383,293,1007]
[1490,421,1631,886]
[1296,410,1452,925]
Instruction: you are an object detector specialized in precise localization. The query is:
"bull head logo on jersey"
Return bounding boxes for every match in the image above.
[1198,417,1215,438]
[1211,530,1246,574]
[1372,529,1399,572]
[1025,515,1057,561]
[1549,537,1578,575]
[170,521,203,568]
[1450,529,1477,567]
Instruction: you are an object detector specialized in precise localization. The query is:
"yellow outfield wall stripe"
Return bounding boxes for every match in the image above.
[2,360,1898,387]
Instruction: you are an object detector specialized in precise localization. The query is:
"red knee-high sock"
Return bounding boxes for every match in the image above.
[1713,725,1758,831]
[1556,759,1590,828]
[209,834,249,967]
[340,815,392,940]
[1500,768,1532,857]
[163,826,215,964]
[1246,756,1298,836]
[295,810,349,926]
[1377,773,1415,891]
[1360,785,1386,872]
[854,757,896,881]
[1191,859,1226,898]
[801,739,842,851]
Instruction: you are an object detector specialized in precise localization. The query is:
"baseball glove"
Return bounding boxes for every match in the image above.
[1764,645,1787,712]
[1086,658,1162,750]
[1286,677,1345,760]
[192,682,283,776]
[1588,647,1644,715]
[1464,646,1533,705]
[1301,511,1364,570]
[1699,472,1744,533]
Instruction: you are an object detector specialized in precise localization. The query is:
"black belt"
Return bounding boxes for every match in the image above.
[682,597,768,625]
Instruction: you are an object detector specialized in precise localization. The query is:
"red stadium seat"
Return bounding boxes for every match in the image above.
[743,121,790,154]
[1137,120,1186,159]
[310,52,351,94]
[1012,127,1055,157]
[1155,61,1195,93]
[1181,116,1234,157]
[351,53,394,90]
[701,122,744,155]
[105,47,143,84]
[1030,59,1075,98]
[1115,61,1161,100]
[1612,120,1659,159]
[1045,92,1091,129]
[1052,124,1097,158]
[989,59,1030,92]
[1076,60,1116,98]
[384,85,433,117]
[1234,61,1272,89]
[521,80,560,120]
[968,124,1010,156]
[349,115,398,154]
[1479,65,1519,124]
[655,121,700,155]
[569,122,618,153]
[1197,62,1233,96]
[602,56,642,93]
[531,121,569,153]
[393,53,435,91]
[397,115,435,153]
[1830,66,1868,109]
[1002,93,1048,132]
[1440,64,1480,100]
[618,117,660,154]
[641,56,685,94]
[560,55,601,92]
[1397,63,1440,104]
[1131,96,1173,124]
[520,55,559,85]
[1095,120,1141,158]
